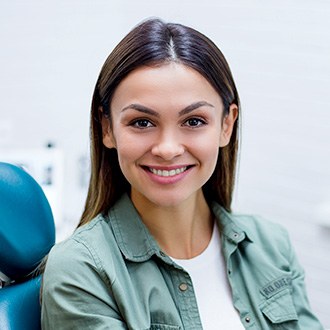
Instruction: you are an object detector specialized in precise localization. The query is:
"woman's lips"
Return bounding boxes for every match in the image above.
[148,166,187,177]
[141,165,194,183]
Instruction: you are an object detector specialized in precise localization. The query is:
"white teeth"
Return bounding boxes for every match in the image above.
[149,167,187,177]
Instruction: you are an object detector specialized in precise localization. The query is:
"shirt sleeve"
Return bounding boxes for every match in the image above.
[41,238,127,330]
[285,230,325,330]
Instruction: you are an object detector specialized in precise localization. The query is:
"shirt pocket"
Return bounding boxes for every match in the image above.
[259,289,299,329]
[149,324,181,330]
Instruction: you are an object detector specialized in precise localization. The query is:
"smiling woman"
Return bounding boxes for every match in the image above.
[41,18,324,330]
[102,63,235,210]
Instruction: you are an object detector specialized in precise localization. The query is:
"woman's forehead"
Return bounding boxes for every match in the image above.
[110,63,223,111]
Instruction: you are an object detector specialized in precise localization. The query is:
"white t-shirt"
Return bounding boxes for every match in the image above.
[172,224,245,330]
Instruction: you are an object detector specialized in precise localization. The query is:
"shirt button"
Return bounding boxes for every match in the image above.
[159,251,166,257]
[179,283,188,291]
[245,316,251,323]
[233,232,239,239]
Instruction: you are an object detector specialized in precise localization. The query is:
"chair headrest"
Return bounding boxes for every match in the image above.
[0,162,55,281]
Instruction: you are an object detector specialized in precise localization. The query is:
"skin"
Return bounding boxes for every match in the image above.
[102,63,238,259]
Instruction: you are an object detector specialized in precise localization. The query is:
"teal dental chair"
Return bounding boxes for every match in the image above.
[0,162,55,329]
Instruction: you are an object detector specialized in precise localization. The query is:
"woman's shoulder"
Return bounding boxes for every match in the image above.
[44,214,118,279]
[41,215,122,315]
[212,203,292,252]
[232,212,288,238]
[53,215,112,252]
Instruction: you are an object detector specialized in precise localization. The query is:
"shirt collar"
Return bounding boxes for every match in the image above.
[107,194,162,262]
[107,194,253,262]
[211,202,254,244]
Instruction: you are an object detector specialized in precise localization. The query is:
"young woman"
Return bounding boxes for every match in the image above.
[41,18,324,329]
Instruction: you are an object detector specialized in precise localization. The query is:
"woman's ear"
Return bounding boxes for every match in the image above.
[100,108,116,149]
[219,103,238,147]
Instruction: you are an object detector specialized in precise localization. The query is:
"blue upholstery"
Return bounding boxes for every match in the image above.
[0,277,42,329]
[0,162,55,330]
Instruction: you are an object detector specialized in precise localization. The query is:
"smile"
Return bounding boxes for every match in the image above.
[148,166,187,177]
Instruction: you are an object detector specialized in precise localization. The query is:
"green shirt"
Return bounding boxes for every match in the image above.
[41,194,324,329]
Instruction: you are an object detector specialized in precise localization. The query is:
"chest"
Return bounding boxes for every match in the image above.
[109,246,299,330]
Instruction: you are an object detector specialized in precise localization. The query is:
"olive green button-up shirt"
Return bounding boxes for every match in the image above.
[41,194,324,329]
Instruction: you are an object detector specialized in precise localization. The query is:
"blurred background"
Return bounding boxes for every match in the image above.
[1,0,329,326]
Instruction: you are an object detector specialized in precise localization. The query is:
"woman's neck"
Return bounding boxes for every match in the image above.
[131,190,214,259]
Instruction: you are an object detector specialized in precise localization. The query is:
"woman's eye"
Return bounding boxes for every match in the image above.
[131,119,154,128]
[184,118,206,127]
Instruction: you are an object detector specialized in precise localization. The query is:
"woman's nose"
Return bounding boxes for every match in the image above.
[151,131,185,160]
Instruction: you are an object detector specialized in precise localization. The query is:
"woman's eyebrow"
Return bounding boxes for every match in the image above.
[178,101,214,116]
[121,101,214,117]
[121,104,159,117]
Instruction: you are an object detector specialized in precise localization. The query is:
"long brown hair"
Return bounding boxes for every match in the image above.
[78,18,240,227]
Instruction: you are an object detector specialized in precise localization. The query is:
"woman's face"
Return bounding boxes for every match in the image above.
[103,63,237,209]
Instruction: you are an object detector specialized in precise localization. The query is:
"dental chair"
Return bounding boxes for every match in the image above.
[0,162,55,329]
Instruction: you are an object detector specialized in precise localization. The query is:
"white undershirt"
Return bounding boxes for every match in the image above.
[172,224,245,330]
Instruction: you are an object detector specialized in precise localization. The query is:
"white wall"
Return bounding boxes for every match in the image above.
[1,0,329,326]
